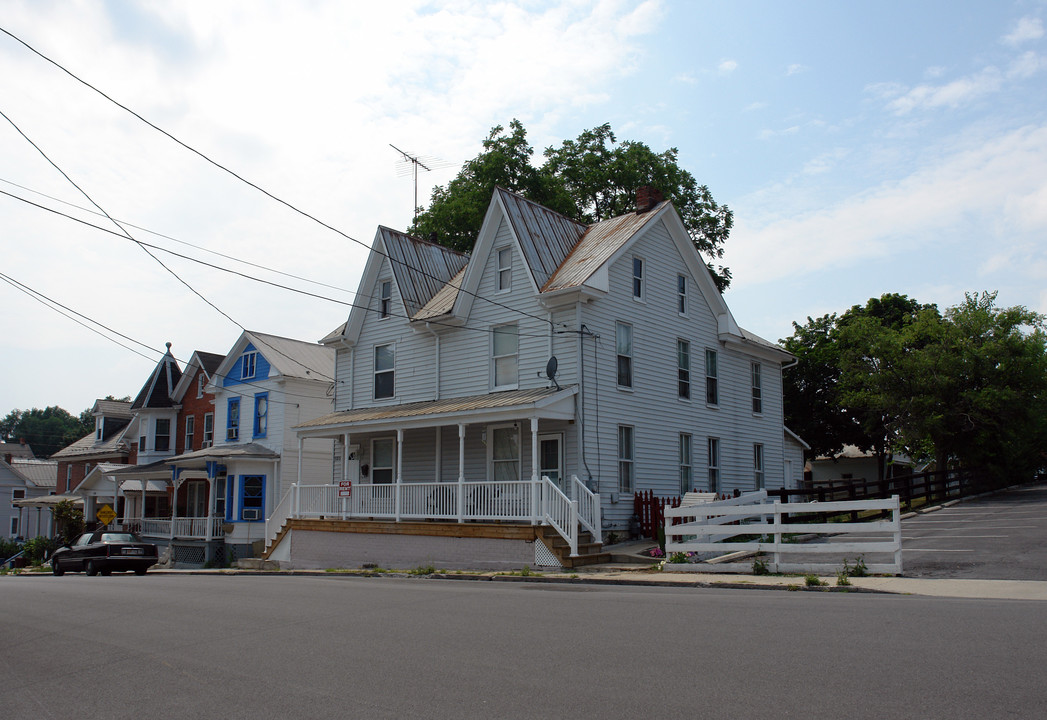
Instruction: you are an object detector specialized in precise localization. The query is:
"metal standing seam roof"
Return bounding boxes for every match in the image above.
[92,399,133,418]
[295,386,576,430]
[247,331,335,381]
[542,202,669,292]
[50,431,129,460]
[9,459,57,488]
[380,227,470,317]
[412,266,467,321]
[495,188,587,290]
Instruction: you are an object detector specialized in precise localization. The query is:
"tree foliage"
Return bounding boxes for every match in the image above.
[0,406,92,458]
[783,292,1047,483]
[409,120,733,291]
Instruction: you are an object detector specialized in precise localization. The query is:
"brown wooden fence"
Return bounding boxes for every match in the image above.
[632,489,739,541]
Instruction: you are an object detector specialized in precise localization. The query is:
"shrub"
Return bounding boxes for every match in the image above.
[805,574,825,587]
[22,536,57,565]
[0,538,21,562]
[842,556,869,577]
[668,552,687,564]
[752,556,770,575]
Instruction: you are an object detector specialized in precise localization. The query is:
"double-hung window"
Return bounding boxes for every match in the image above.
[241,351,257,380]
[679,433,692,494]
[632,257,644,299]
[616,322,633,388]
[492,324,519,389]
[705,349,718,405]
[753,444,765,489]
[372,438,395,483]
[677,274,687,314]
[708,438,720,493]
[155,418,170,452]
[751,362,763,414]
[184,416,195,451]
[618,425,634,493]
[253,393,268,438]
[497,248,512,292]
[197,373,206,399]
[677,339,691,399]
[203,413,214,448]
[379,280,392,318]
[374,344,395,399]
[227,398,240,441]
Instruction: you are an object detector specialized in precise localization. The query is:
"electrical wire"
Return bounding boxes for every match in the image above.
[0,25,555,329]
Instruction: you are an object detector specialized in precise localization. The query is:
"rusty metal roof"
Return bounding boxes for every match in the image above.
[495,188,587,289]
[295,386,576,430]
[379,227,470,316]
[542,202,669,292]
[412,266,466,321]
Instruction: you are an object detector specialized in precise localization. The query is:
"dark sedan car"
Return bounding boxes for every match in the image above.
[51,531,158,576]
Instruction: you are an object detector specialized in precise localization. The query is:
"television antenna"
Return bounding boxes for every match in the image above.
[390,144,457,222]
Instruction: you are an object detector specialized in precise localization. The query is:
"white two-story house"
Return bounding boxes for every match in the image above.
[282,187,795,570]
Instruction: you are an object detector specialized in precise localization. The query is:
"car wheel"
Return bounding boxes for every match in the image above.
[52,559,64,576]
[134,567,147,576]
[85,560,98,577]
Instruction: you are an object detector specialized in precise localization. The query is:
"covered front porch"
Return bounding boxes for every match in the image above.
[285,386,602,562]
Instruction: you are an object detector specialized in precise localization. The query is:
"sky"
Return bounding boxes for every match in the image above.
[2,0,1046,418]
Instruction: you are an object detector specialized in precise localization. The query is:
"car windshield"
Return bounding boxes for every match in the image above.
[99,533,137,543]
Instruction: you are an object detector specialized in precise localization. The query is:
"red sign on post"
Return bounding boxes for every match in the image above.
[338,480,352,497]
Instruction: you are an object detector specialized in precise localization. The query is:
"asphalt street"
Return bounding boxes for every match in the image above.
[3,573,1047,720]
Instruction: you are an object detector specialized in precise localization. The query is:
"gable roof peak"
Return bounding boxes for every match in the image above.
[130,342,182,410]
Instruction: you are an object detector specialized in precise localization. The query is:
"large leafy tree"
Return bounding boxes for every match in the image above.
[0,406,93,458]
[409,120,734,291]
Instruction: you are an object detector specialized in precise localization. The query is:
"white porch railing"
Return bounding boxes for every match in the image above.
[265,477,601,557]
[663,492,903,575]
[136,516,224,541]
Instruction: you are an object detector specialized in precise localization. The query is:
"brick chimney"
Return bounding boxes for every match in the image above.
[636,186,664,213]
[2,453,11,465]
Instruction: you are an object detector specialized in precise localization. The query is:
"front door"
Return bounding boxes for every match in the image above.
[539,433,564,493]
[186,480,208,517]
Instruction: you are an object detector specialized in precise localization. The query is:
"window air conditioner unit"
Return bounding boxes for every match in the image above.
[227,428,239,441]
[242,508,260,521]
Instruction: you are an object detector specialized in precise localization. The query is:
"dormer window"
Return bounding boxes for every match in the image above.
[96,418,103,441]
[497,248,512,292]
[241,351,257,380]
[379,280,392,318]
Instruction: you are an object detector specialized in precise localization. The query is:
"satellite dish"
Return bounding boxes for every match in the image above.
[540,356,561,390]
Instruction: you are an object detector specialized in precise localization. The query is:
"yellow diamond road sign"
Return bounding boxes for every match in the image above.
[96,504,117,525]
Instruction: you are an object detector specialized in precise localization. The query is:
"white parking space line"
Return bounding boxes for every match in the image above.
[902,549,975,552]
[903,535,1007,539]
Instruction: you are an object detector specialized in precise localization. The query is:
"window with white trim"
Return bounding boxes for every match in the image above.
[372,438,395,483]
[751,362,763,414]
[705,349,718,405]
[490,425,520,483]
[241,351,257,380]
[616,321,633,388]
[155,418,170,452]
[374,344,395,399]
[184,415,195,451]
[492,324,519,389]
[679,433,692,494]
[227,398,240,441]
[754,443,765,489]
[677,274,687,314]
[632,256,644,299]
[197,372,206,399]
[708,437,720,493]
[618,425,634,493]
[203,413,214,448]
[379,280,392,319]
[497,247,512,292]
[9,517,17,536]
[12,488,25,507]
[677,339,690,400]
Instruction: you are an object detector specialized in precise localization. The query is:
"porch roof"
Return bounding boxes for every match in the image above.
[166,443,281,471]
[294,386,577,436]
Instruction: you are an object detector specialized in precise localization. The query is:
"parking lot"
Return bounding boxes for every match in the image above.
[901,482,1047,580]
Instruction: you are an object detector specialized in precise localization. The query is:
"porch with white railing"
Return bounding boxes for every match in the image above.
[266,475,601,558]
[131,516,225,541]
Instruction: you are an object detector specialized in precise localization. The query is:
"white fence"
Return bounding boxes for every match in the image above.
[265,476,602,557]
[664,493,902,575]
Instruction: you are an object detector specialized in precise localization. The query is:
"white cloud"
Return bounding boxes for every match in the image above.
[785,63,808,76]
[728,124,1047,288]
[1003,16,1044,46]
[885,67,1003,114]
[718,59,738,73]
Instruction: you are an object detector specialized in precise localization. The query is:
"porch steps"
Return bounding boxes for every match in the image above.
[536,526,610,568]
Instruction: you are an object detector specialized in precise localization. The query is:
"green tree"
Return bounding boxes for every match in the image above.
[0,406,93,458]
[52,499,84,545]
[410,120,733,290]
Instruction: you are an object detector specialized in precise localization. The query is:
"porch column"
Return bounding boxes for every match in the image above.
[435,426,442,483]
[342,433,351,484]
[457,424,465,523]
[140,480,146,529]
[205,470,217,542]
[395,428,404,521]
[170,473,180,540]
[297,437,304,486]
[530,417,540,525]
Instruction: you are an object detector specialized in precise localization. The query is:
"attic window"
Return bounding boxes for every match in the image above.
[632,257,644,300]
[197,373,206,399]
[380,281,392,318]
[497,248,511,292]
[241,351,257,380]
